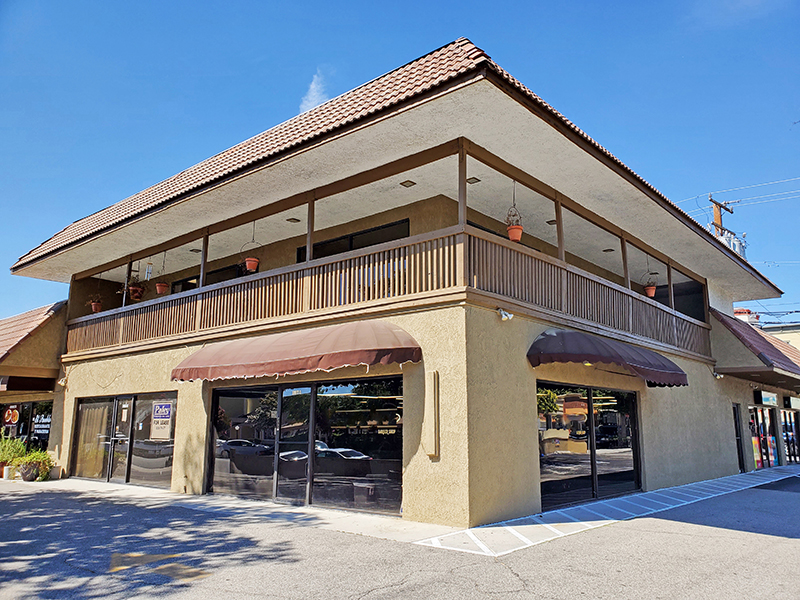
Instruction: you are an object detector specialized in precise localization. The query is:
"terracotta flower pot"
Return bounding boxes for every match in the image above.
[155,282,169,295]
[244,257,260,272]
[507,225,523,243]
[90,302,103,313]
[644,285,656,298]
[128,286,144,301]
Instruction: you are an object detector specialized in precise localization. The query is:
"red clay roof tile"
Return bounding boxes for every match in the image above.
[0,302,66,364]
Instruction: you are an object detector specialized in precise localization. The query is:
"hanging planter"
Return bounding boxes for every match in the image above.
[126,275,147,301]
[505,181,523,243]
[240,221,263,273]
[644,282,657,298]
[85,293,103,313]
[153,252,169,295]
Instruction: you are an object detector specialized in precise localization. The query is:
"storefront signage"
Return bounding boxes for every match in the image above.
[785,397,800,410]
[151,402,172,440]
[2,405,19,426]
[33,413,51,436]
[761,392,779,406]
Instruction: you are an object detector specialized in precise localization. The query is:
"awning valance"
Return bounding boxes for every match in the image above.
[171,320,422,382]
[527,329,688,387]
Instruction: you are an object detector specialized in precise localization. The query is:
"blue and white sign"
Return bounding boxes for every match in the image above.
[152,402,173,440]
[761,392,779,407]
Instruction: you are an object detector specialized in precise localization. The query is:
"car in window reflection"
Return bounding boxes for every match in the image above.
[279,450,308,461]
[595,426,622,448]
[216,438,272,458]
[315,448,372,477]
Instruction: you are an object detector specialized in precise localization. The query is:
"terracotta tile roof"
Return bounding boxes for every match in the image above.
[13,38,688,271]
[0,302,66,364]
[711,308,800,377]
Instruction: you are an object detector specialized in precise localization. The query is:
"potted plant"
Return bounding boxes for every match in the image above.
[11,450,55,482]
[126,275,147,301]
[243,257,260,272]
[155,281,170,295]
[505,182,523,243]
[643,278,657,298]
[0,436,27,475]
[85,293,104,313]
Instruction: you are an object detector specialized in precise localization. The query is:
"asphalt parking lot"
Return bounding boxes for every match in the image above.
[1,471,799,599]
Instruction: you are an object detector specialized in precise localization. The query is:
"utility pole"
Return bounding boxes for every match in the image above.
[709,193,734,236]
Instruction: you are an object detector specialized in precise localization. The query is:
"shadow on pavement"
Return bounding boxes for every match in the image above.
[0,485,319,598]
[644,475,800,540]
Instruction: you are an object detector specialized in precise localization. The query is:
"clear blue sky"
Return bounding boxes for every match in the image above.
[1,1,798,321]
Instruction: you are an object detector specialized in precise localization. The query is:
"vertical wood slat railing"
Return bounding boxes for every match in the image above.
[65,227,710,357]
[466,228,711,357]
[66,230,461,353]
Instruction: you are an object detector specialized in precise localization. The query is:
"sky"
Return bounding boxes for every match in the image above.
[0,0,798,321]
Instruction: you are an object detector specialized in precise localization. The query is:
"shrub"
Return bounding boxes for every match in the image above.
[0,436,27,465]
[11,450,55,481]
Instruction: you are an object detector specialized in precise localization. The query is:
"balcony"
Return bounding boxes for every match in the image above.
[65,225,712,359]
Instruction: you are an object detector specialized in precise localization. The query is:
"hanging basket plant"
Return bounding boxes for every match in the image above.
[155,282,169,295]
[126,275,147,301]
[240,221,262,273]
[85,293,103,313]
[505,181,523,243]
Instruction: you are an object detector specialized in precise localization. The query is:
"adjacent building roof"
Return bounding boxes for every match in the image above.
[712,307,800,379]
[0,302,67,364]
[14,38,681,272]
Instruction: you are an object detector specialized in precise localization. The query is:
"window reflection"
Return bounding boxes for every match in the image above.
[212,387,278,498]
[538,384,639,511]
[313,377,403,513]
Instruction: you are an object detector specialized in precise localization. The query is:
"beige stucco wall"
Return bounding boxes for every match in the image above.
[459,305,752,526]
[0,306,66,374]
[56,306,472,525]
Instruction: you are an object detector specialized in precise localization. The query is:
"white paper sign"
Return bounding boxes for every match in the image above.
[151,402,172,440]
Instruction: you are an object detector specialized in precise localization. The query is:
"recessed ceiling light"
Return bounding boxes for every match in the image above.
[546,219,557,225]
[466,177,481,184]
[189,248,202,253]
[602,248,615,253]
[399,180,416,188]
[286,217,301,223]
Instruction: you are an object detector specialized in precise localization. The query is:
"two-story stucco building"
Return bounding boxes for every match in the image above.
[10,39,798,527]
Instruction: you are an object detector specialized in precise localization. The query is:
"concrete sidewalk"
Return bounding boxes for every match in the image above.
[5,464,798,555]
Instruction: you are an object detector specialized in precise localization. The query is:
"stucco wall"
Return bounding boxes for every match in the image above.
[461,305,749,526]
[0,306,66,373]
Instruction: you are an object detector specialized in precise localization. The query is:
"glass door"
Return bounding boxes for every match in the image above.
[538,383,640,511]
[109,397,133,482]
[71,398,115,479]
[782,410,799,464]
[274,387,312,502]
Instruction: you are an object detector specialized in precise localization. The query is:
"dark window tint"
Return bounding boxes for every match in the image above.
[297,220,409,262]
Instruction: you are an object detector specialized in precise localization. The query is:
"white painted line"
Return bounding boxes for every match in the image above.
[465,530,495,556]
[431,537,442,548]
[579,505,621,522]
[638,494,676,507]
[530,516,566,536]
[554,510,584,523]
[599,501,637,517]
[503,526,535,547]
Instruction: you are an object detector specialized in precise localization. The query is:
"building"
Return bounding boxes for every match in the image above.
[0,302,66,460]
[9,39,798,527]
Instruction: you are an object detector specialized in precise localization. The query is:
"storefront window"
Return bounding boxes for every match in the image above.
[71,393,177,487]
[538,383,639,511]
[208,376,403,515]
[782,410,799,464]
[1,401,52,451]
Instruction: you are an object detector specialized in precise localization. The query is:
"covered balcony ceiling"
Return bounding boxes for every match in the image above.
[13,77,778,302]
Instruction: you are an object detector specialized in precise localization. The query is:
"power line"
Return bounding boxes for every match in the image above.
[710,176,800,195]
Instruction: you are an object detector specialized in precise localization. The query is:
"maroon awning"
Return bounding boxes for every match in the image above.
[171,320,422,382]
[527,329,688,387]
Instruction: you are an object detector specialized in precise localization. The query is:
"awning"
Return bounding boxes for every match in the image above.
[527,329,688,387]
[171,320,422,382]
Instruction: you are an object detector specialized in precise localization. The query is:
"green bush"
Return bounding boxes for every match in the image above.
[0,436,27,464]
[11,450,55,481]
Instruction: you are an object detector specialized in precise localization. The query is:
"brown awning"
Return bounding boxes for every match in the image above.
[171,320,422,382]
[527,329,688,387]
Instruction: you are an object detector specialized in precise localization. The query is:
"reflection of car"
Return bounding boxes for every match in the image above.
[324,448,372,460]
[314,440,329,451]
[217,438,271,458]
[279,450,308,461]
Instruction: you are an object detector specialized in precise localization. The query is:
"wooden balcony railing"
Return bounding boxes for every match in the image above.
[66,225,712,358]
